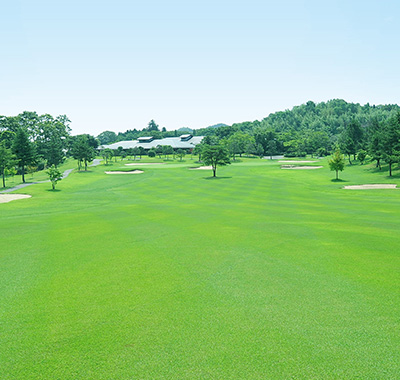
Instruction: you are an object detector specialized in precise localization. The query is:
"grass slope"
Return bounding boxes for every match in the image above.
[1,158,399,379]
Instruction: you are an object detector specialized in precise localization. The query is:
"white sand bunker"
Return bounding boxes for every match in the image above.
[343,184,397,190]
[279,160,318,163]
[281,165,323,170]
[0,194,32,204]
[105,170,144,174]
[125,162,165,166]
[189,166,213,170]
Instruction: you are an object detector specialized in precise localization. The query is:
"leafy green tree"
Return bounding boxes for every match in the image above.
[162,145,173,159]
[102,148,113,164]
[156,145,163,158]
[328,149,345,180]
[246,141,264,158]
[226,132,250,160]
[148,149,156,158]
[367,118,384,169]
[35,114,70,167]
[132,147,141,160]
[97,131,117,145]
[357,150,367,165]
[72,135,96,171]
[17,111,40,139]
[0,143,16,187]
[201,145,231,177]
[12,128,36,183]
[117,146,124,160]
[339,119,363,164]
[382,112,400,177]
[176,149,185,161]
[147,120,159,131]
[0,129,16,149]
[46,165,63,190]
[193,144,202,161]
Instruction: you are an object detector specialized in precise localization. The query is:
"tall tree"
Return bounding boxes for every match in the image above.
[382,112,400,177]
[72,135,96,171]
[12,128,36,183]
[147,120,159,131]
[201,145,231,177]
[0,143,16,187]
[367,118,384,169]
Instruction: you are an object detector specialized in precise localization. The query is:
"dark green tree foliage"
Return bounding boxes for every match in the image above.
[328,149,345,180]
[246,141,264,158]
[382,112,400,177]
[193,144,202,161]
[357,150,367,165]
[156,145,163,158]
[35,114,70,167]
[176,149,185,161]
[339,119,364,164]
[97,131,117,145]
[102,148,113,164]
[147,120,159,132]
[72,135,96,171]
[201,144,231,177]
[226,132,251,160]
[254,129,277,155]
[117,146,124,160]
[132,147,141,160]
[12,128,36,183]
[162,145,173,159]
[17,111,40,139]
[0,143,16,187]
[367,118,384,169]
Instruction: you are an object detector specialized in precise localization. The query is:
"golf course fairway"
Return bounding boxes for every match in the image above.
[1,158,399,379]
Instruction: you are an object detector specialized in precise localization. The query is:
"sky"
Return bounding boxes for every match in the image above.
[2,0,400,136]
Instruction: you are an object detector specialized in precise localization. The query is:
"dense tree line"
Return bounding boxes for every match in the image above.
[195,100,400,176]
[0,112,99,186]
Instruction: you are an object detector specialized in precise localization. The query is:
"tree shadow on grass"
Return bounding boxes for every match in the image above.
[331,178,348,183]
[45,189,62,192]
[204,176,232,180]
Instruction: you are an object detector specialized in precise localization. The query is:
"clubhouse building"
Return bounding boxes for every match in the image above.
[99,134,204,152]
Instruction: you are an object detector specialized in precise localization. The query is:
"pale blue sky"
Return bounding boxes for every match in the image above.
[1,0,399,135]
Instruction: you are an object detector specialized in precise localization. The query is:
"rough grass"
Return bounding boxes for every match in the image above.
[1,158,399,379]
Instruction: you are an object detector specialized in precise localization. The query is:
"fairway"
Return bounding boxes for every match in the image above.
[1,158,399,379]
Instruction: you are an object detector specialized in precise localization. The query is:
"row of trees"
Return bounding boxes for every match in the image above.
[0,112,100,187]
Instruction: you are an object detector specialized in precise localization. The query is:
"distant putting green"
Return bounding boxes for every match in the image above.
[1,158,399,379]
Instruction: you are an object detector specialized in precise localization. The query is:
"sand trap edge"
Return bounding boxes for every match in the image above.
[281,165,323,170]
[279,160,318,163]
[125,163,165,166]
[189,166,213,170]
[105,170,144,174]
[0,194,32,204]
[343,184,397,190]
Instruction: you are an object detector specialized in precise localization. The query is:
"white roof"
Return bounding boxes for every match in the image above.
[101,136,204,150]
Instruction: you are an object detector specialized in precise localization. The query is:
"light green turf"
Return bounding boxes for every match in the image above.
[1,158,399,379]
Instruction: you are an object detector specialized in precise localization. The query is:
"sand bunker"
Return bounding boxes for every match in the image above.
[125,163,165,166]
[343,184,397,190]
[281,165,323,170]
[189,166,213,170]
[0,194,32,204]
[279,160,318,163]
[105,170,144,174]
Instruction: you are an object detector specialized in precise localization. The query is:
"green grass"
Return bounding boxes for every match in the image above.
[1,158,399,379]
